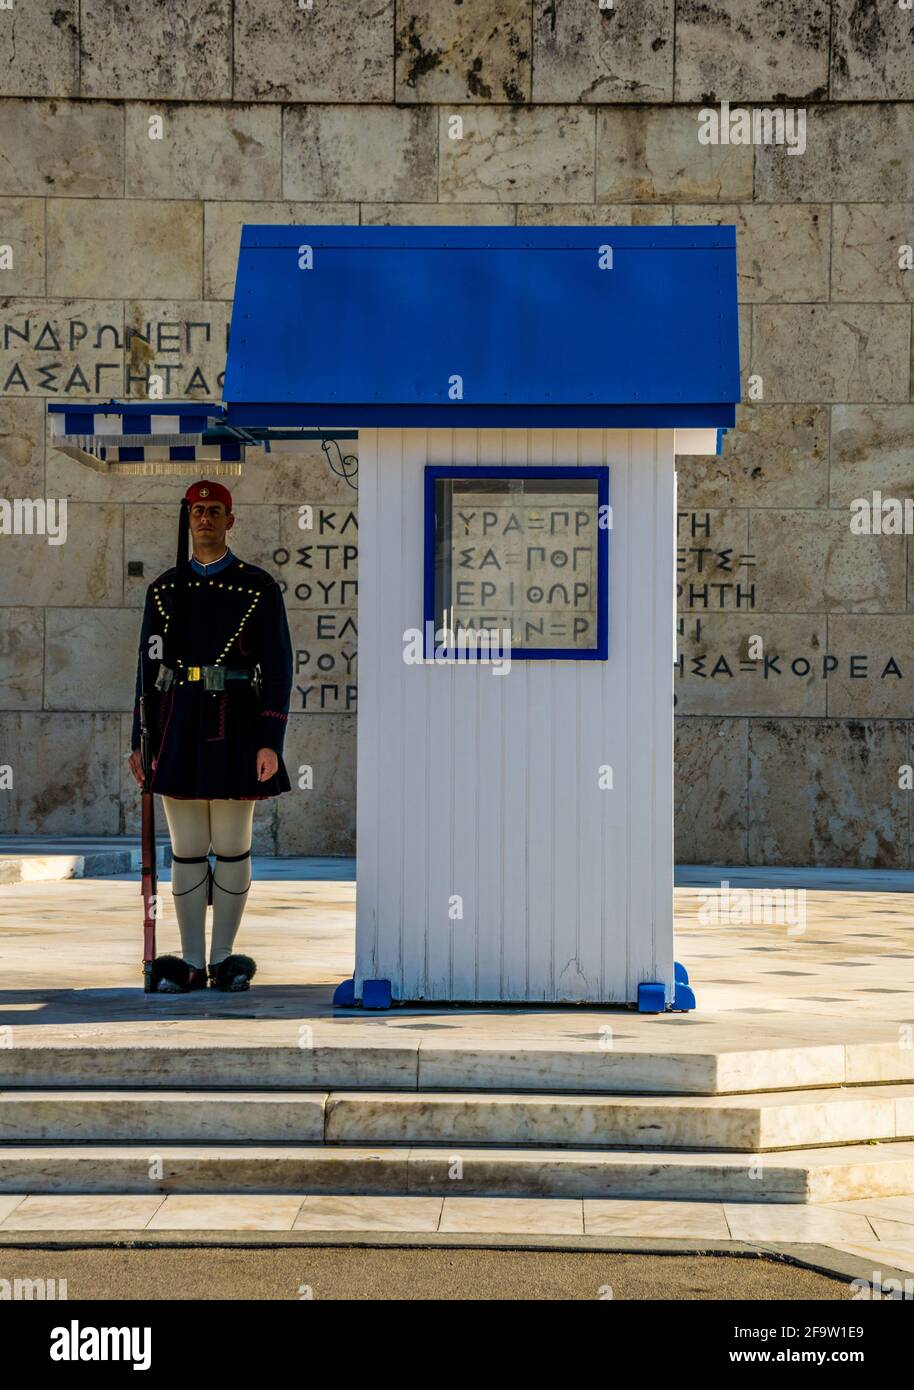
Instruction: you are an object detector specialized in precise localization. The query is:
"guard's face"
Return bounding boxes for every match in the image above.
[189,501,234,547]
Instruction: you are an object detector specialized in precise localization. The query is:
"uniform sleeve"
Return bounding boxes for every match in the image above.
[256,581,294,756]
[130,585,163,752]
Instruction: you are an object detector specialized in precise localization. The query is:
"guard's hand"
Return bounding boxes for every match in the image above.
[128,748,144,787]
[256,748,278,782]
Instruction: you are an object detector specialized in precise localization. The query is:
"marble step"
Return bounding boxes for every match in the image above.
[4,1085,914,1152]
[3,1039,912,1095]
[1,1140,914,1203]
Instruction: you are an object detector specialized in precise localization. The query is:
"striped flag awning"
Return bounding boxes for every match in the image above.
[47,403,245,476]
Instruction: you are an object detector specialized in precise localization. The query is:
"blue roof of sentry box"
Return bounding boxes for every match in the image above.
[223,225,740,430]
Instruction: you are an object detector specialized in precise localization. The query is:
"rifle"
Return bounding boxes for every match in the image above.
[139,654,157,993]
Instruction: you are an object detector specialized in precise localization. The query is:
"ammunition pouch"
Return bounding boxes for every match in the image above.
[155,663,175,693]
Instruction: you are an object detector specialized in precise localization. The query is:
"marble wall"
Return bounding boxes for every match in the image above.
[0,1,912,865]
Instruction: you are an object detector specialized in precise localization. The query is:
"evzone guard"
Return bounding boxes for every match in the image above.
[129,479,293,993]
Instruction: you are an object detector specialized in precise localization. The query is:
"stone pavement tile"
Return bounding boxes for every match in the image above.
[147,1195,304,1231]
[826,1242,914,1277]
[869,1218,914,1245]
[439,1197,584,1235]
[0,1195,165,1231]
[0,1196,25,1223]
[294,1195,442,1233]
[584,1199,729,1239]
[825,1195,914,1223]
[724,1203,875,1245]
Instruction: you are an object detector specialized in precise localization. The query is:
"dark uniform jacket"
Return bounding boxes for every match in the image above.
[131,551,293,800]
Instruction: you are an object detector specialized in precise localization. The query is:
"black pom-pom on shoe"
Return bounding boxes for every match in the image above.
[209,954,257,992]
[151,956,207,993]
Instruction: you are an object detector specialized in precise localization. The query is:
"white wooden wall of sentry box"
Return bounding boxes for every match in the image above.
[354,426,682,1006]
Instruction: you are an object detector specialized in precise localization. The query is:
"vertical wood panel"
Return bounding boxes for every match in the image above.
[400,428,431,997]
[372,430,406,988]
[424,428,456,997]
[354,429,380,986]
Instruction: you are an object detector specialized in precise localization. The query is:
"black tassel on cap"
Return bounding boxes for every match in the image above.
[176,496,190,570]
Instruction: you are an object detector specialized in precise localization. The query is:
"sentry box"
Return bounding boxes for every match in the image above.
[49,226,741,1011]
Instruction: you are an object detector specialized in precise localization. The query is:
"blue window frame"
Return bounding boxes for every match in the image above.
[424,465,610,661]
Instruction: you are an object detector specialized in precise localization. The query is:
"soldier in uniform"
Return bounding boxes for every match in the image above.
[128,480,293,993]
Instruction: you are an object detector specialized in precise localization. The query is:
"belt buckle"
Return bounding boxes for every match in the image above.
[187,666,201,682]
[203,665,225,692]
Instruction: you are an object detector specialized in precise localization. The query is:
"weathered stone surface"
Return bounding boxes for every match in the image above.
[0,298,125,400]
[676,508,750,614]
[832,0,914,100]
[677,615,827,717]
[0,3,78,97]
[827,617,914,719]
[596,107,753,202]
[275,714,357,855]
[204,201,358,300]
[284,105,437,202]
[439,106,594,204]
[81,0,232,100]
[517,203,673,226]
[830,406,914,509]
[751,305,910,403]
[126,104,281,201]
[747,509,906,614]
[831,204,914,303]
[0,713,120,836]
[397,0,530,103]
[747,720,909,868]
[676,405,829,510]
[236,0,393,102]
[0,504,122,608]
[675,0,829,102]
[287,610,357,716]
[123,503,281,607]
[755,104,914,203]
[123,300,230,402]
[0,399,45,496]
[47,200,203,300]
[362,202,515,226]
[45,608,137,711]
[239,446,360,506]
[0,608,43,709]
[674,204,829,303]
[0,101,124,197]
[278,499,359,613]
[0,198,45,295]
[532,0,673,103]
[673,717,747,865]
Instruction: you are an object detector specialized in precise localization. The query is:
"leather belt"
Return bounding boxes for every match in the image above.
[155,662,254,693]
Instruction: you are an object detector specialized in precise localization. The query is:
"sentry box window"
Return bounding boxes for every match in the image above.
[424,466,610,661]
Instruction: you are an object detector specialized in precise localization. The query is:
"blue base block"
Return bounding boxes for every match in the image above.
[362,978,392,1010]
[637,982,666,1014]
[332,977,355,1007]
[673,982,697,1012]
[674,961,689,985]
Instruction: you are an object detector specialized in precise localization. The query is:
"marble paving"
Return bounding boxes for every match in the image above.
[1,1192,913,1275]
[0,860,912,1056]
[1,858,913,1274]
